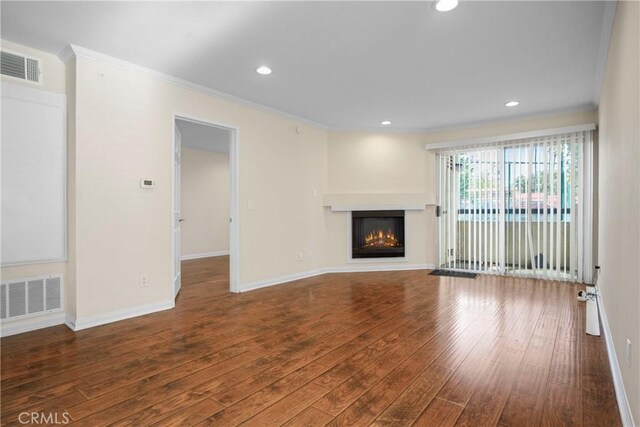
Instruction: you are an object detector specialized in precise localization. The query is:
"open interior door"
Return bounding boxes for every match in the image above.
[173,125,182,298]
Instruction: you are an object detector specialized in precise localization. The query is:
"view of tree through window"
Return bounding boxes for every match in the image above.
[437,130,590,281]
[456,143,578,223]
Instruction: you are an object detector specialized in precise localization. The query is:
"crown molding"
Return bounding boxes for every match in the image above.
[56,44,598,135]
[425,123,596,151]
[56,44,328,129]
[593,1,617,105]
[419,104,597,135]
[329,104,597,135]
[57,44,76,64]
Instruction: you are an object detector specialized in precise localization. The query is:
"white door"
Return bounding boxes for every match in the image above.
[173,125,182,298]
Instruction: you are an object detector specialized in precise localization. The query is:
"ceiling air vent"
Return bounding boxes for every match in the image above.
[1,50,41,84]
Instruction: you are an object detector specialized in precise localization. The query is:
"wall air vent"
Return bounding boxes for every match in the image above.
[0,276,63,321]
[1,50,41,84]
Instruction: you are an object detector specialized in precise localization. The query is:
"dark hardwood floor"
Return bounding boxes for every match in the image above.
[1,256,621,426]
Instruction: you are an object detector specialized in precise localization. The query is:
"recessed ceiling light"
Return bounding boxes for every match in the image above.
[505,101,520,107]
[256,66,272,75]
[381,120,392,126]
[434,0,458,12]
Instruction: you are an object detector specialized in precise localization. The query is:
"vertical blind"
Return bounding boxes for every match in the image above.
[436,130,593,282]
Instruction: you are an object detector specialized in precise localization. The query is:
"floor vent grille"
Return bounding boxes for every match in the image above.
[0,276,63,321]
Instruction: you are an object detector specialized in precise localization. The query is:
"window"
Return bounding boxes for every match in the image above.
[437,130,592,282]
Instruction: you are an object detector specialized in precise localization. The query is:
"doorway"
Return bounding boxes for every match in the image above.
[172,114,239,299]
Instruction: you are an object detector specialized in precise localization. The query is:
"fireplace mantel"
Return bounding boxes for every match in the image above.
[323,193,435,212]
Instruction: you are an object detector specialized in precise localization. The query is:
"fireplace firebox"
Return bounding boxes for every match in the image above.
[352,210,405,259]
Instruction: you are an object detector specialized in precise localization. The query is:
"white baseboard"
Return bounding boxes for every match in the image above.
[70,300,175,331]
[239,264,435,293]
[2,265,436,335]
[597,291,636,427]
[325,263,435,273]
[0,311,66,337]
[240,269,326,293]
[65,314,77,331]
[181,250,229,261]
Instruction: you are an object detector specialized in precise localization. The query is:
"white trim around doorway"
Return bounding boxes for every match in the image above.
[171,113,240,294]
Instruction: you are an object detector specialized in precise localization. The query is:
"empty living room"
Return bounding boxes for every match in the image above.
[1,1,638,426]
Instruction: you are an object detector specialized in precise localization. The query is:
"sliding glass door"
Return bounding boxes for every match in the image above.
[436,131,592,282]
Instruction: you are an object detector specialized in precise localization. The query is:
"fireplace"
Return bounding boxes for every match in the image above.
[352,210,405,259]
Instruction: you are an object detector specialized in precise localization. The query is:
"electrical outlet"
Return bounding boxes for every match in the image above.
[626,338,632,368]
[295,252,304,262]
[140,275,148,288]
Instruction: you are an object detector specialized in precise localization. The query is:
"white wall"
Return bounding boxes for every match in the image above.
[68,52,327,320]
[0,40,601,334]
[325,131,436,269]
[325,110,597,270]
[0,39,65,94]
[597,1,640,423]
[180,148,230,257]
[65,57,77,320]
[0,40,70,316]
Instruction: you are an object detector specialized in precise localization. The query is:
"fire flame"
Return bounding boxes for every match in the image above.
[363,228,400,248]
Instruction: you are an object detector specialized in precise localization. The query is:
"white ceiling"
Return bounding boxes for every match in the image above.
[177,120,231,154]
[1,1,613,131]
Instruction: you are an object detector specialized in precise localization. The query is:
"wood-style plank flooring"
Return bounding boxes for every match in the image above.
[1,257,621,426]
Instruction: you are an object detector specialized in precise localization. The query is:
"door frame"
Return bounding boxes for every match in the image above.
[173,124,182,298]
[171,113,240,294]
[436,154,456,269]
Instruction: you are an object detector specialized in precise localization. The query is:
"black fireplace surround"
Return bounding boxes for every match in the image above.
[352,210,405,259]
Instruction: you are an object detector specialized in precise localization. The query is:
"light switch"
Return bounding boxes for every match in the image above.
[248,200,255,211]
